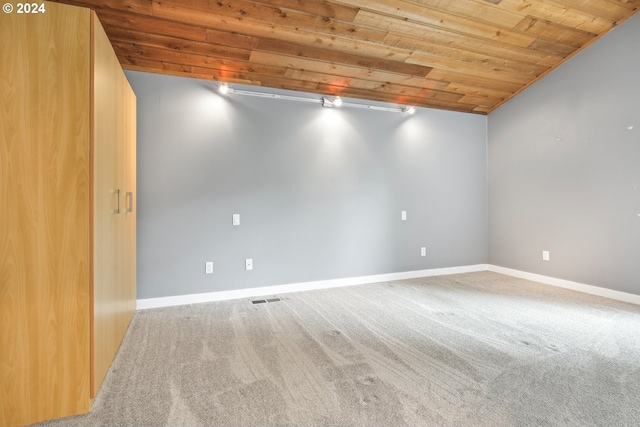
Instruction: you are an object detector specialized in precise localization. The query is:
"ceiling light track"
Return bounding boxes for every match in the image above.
[219,84,415,114]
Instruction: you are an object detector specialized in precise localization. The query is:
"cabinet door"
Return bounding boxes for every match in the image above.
[124,81,137,321]
[0,3,91,426]
[112,72,136,367]
[91,12,132,398]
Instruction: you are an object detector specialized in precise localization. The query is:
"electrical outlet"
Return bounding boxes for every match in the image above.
[401,211,407,221]
[205,262,213,274]
[421,247,426,257]
[245,259,253,271]
[542,251,550,261]
[232,214,240,225]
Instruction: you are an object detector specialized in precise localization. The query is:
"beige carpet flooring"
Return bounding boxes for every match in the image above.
[35,271,640,426]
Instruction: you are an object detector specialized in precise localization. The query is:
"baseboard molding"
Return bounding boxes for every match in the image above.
[137,264,640,310]
[136,264,489,310]
[488,265,640,306]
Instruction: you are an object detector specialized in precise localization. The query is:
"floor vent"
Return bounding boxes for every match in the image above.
[251,297,282,304]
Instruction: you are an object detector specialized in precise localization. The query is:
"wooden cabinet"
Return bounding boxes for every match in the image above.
[91,9,137,400]
[0,3,136,426]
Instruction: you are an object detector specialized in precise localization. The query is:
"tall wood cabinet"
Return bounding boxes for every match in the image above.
[0,3,136,426]
[91,2,137,402]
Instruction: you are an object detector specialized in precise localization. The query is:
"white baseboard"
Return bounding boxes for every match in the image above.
[136,264,489,310]
[137,264,640,310]
[488,265,640,306]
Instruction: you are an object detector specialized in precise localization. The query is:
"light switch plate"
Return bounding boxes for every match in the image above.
[401,211,407,221]
[232,214,240,225]
[205,262,214,274]
[245,259,253,270]
[542,251,550,261]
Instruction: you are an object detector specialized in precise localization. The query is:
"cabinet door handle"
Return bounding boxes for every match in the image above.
[126,192,134,213]
[112,189,120,214]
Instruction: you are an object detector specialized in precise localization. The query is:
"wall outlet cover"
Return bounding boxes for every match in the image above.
[205,262,214,274]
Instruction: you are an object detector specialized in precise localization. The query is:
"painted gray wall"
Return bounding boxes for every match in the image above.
[125,71,487,299]
[488,13,640,295]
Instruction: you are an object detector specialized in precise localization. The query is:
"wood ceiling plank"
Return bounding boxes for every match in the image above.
[492,0,616,34]
[108,30,252,61]
[526,38,577,56]
[284,69,351,89]
[611,0,640,8]
[406,52,534,85]
[347,1,537,48]
[121,58,322,91]
[215,29,412,65]
[156,0,387,43]
[95,9,206,42]
[472,105,494,113]
[457,94,504,107]
[412,0,526,28]
[48,0,153,14]
[149,2,412,63]
[380,28,560,69]
[121,58,212,80]
[249,0,360,22]
[249,51,445,90]
[247,75,334,92]
[382,34,549,76]
[254,39,432,77]
[113,43,287,77]
[354,10,568,65]
[94,8,259,50]
[283,68,463,102]
[514,16,596,47]
[555,0,637,21]
[443,82,513,100]
[245,76,327,92]
[125,66,261,85]
[427,68,523,93]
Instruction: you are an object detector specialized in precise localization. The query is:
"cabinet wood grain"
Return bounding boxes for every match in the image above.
[91,12,137,396]
[0,3,91,426]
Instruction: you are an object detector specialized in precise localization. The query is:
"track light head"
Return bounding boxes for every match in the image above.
[219,83,229,94]
[322,97,334,108]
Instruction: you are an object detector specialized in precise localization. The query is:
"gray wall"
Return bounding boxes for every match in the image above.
[488,13,640,295]
[125,71,488,299]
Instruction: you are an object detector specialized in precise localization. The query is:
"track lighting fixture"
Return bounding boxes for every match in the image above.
[218,83,413,114]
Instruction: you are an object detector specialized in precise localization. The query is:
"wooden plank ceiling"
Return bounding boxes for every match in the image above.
[52,0,639,114]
